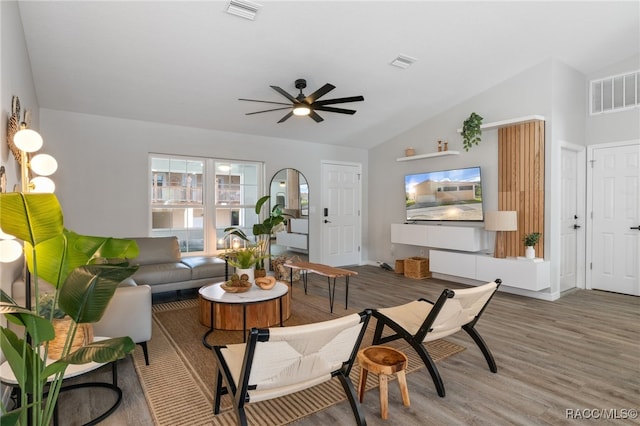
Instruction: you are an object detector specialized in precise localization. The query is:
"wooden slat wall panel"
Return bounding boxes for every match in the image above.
[498,120,545,257]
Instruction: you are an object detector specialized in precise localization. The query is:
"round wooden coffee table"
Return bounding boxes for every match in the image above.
[199,281,290,347]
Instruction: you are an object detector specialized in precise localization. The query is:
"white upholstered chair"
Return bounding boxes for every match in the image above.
[94,285,153,365]
[372,280,501,397]
[11,278,153,365]
[212,310,371,426]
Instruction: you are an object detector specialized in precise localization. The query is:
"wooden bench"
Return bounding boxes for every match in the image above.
[282,261,357,313]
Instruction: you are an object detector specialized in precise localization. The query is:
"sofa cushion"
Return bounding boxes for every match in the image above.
[132,262,191,285]
[130,236,181,265]
[181,256,227,280]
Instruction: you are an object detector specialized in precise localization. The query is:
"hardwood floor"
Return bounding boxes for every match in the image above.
[52,265,639,425]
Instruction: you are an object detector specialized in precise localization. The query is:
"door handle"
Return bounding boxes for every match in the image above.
[324,219,332,224]
[631,226,640,230]
[573,224,581,229]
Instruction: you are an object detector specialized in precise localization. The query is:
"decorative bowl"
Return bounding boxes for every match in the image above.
[220,282,252,293]
[255,276,277,290]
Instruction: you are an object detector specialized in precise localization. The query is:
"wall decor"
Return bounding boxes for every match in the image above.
[7,95,25,162]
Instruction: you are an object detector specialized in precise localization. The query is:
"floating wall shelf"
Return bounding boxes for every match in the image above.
[396,150,460,162]
[456,115,545,133]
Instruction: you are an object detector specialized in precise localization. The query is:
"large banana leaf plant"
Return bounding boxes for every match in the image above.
[0,193,139,426]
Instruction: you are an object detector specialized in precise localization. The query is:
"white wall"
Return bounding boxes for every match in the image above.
[0,0,41,295]
[585,54,640,146]
[368,60,554,265]
[547,61,588,296]
[39,108,369,262]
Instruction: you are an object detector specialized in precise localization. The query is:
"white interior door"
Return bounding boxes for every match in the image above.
[321,162,361,266]
[560,144,584,292]
[590,142,640,296]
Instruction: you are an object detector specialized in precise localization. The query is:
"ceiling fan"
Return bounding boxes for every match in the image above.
[239,79,364,123]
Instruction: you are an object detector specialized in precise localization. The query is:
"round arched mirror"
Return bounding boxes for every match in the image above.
[269,169,309,261]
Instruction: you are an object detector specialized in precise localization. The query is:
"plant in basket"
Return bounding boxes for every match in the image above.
[0,193,139,426]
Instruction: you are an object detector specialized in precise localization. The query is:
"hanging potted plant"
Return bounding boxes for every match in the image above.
[523,232,542,259]
[462,112,484,151]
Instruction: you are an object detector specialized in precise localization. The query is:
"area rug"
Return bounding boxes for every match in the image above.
[132,289,465,425]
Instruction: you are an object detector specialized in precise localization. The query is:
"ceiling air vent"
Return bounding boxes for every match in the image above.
[590,70,639,115]
[226,0,262,21]
[390,55,417,69]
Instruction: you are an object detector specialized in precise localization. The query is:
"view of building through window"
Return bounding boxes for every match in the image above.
[150,155,262,254]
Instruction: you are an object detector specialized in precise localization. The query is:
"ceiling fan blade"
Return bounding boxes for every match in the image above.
[303,83,336,104]
[314,106,357,115]
[277,111,294,123]
[309,111,324,122]
[246,107,292,115]
[314,95,364,106]
[270,86,298,103]
[238,98,292,106]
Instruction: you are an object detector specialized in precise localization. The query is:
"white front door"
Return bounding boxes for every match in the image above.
[560,144,585,292]
[321,162,361,266]
[590,142,640,296]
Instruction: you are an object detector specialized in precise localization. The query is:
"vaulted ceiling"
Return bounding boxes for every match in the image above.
[15,1,639,149]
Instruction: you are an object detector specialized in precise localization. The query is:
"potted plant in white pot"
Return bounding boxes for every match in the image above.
[223,195,287,277]
[523,232,542,259]
[0,193,139,426]
[220,245,268,283]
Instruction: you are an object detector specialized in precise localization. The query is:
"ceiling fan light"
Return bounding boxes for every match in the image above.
[293,106,311,116]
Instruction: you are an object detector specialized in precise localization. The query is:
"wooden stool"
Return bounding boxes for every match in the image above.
[357,345,410,419]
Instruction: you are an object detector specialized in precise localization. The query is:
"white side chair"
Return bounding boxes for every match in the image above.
[372,280,501,397]
[212,310,371,426]
[94,285,153,365]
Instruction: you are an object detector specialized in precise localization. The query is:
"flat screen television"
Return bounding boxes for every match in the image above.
[405,166,484,222]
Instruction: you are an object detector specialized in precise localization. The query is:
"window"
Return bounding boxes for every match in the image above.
[590,70,640,115]
[214,161,261,250]
[150,155,262,254]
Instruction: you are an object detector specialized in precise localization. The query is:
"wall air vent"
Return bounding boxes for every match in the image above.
[590,70,639,115]
[390,55,417,69]
[226,0,262,21]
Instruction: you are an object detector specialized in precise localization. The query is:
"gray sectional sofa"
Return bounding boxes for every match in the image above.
[126,236,227,293]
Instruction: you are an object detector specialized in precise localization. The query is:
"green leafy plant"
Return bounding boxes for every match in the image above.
[223,195,288,270]
[462,112,484,151]
[222,245,268,269]
[38,293,65,320]
[523,232,542,247]
[0,193,139,426]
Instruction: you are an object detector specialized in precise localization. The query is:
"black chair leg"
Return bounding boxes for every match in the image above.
[412,341,446,397]
[138,342,150,366]
[234,406,249,426]
[372,318,385,344]
[214,372,224,414]
[337,373,367,426]
[463,325,497,373]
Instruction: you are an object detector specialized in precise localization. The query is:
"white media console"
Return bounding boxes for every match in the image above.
[391,223,550,291]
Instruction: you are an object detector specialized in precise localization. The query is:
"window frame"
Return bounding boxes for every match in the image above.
[149,154,264,256]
